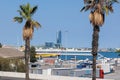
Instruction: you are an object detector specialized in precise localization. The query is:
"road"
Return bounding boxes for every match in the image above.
[0,77,41,80]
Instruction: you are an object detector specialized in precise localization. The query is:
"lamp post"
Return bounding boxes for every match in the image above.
[65,31,68,61]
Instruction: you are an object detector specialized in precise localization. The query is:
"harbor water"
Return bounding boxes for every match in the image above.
[59,52,119,60]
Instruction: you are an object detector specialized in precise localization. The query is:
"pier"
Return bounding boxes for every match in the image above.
[60,53,92,56]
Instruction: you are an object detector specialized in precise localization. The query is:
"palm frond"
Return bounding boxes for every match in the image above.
[80,7,85,12]
[26,3,30,11]
[84,0,93,4]
[84,5,91,11]
[108,6,114,13]
[81,4,94,12]
[81,0,118,14]
[30,6,38,16]
[32,20,41,29]
[104,6,109,15]
[13,17,23,23]
[26,3,30,17]
[20,4,30,19]
[20,5,26,15]
[102,13,105,24]
[17,10,27,19]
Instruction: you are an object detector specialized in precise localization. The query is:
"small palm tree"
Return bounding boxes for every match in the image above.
[81,0,118,80]
[14,3,41,80]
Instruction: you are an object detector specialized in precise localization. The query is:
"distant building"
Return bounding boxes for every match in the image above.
[45,42,55,48]
[43,30,62,49]
[56,30,62,48]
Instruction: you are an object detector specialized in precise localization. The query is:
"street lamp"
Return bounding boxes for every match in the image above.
[64,30,68,61]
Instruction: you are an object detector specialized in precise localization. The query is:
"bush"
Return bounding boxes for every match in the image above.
[0,43,2,48]
[0,58,25,72]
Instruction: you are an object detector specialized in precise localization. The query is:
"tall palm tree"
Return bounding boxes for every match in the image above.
[81,0,118,80]
[14,3,41,80]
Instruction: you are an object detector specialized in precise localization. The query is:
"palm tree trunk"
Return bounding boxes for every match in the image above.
[92,25,99,80]
[25,38,30,80]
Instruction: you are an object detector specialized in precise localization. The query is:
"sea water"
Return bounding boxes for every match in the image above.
[59,52,119,60]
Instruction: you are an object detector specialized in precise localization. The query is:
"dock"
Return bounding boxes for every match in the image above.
[60,53,92,56]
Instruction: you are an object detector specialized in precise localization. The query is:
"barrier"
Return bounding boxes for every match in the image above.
[100,69,104,78]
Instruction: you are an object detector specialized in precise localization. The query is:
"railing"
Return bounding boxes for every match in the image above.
[0,71,114,80]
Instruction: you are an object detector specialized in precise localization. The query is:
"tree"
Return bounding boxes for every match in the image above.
[0,43,2,48]
[116,49,120,53]
[30,46,37,63]
[116,49,120,59]
[81,0,118,80]
[0,58,25,72]
[0,58,11,71]
[13,3,41,80]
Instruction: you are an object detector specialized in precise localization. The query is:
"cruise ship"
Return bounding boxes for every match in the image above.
[35,48,92,58]
[36,48,91,53]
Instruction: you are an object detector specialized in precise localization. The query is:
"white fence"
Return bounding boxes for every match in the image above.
[0,71,114,80]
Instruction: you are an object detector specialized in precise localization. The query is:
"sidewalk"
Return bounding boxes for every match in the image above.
[104,65,120,80]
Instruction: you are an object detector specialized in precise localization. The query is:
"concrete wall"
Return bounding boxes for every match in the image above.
[52,68,73,76]
[30,68,42,74]
[0,71,114,80]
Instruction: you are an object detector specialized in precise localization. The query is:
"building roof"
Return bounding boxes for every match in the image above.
[0,48,24,58]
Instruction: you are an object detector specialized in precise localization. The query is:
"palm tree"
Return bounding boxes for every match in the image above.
[81,0,118,80]
[14,3,41,80]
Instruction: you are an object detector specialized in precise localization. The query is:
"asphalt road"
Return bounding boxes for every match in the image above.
[0,77,42,80]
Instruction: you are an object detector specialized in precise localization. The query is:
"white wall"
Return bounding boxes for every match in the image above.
[0,71,114,80]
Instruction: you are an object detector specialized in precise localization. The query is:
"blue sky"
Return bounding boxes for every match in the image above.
[0,0,120,48]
